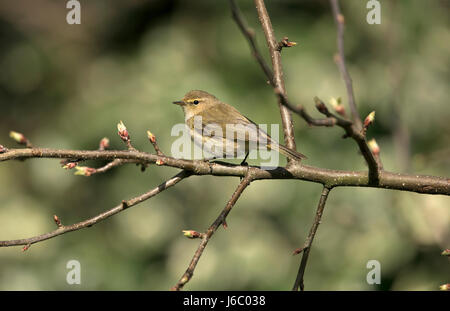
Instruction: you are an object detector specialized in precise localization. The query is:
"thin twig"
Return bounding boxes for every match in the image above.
[93,159,140,174]
[172,171,255,290]
[0,170,191,248]
[292,186,331,291]
[329,0,361,130]
[229,0,274,85]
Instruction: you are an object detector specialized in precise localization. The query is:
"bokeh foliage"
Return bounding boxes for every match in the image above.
[0,0,449,290]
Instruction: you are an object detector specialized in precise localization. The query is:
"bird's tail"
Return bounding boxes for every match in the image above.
[268,143,307,161]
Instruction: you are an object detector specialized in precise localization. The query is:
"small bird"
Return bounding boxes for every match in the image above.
[173,90,306,162]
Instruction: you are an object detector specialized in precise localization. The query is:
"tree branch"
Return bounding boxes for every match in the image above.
[292,187,331,291]
[0,170,191,248]
[254,0,298,159]
[1,147,448,195]
[172,170,255,290]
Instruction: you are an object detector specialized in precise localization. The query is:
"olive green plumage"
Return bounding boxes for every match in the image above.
[173,90,306,161]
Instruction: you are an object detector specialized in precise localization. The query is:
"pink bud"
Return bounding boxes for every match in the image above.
[63,162,78,170]
[364,111,376,128]
[0,145,7,153]
[53,215,62,227]
[329,97,346,116]
[368,139,380,155]
[117,121,130,142]
[334,105,346,116]
[147,130,156,144]
[99,137,110,150]
[292,247,305,256]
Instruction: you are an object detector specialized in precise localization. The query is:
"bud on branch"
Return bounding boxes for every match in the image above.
[182,230,204,239]
[329,97,346,116]
[117,121,130,142]
[99,137,110,151]
[53,215,62,228]
[147,131,156,144]
[368,139,380,156]
[277,36,297,51]
[147,130,163,156]
[363,111,376,135]
[74,166,96,176]
[9,131,32,148]
[63,162,78,170]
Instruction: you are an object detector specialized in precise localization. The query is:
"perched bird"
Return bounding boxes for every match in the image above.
[173,90,306,162]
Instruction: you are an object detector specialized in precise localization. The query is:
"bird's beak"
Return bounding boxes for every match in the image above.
[173,100,186,106]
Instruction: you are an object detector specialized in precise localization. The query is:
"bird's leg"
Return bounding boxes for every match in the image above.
[239,152,249,181]
[240,152,249,166]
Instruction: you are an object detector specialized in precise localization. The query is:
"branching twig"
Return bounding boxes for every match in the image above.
[0,170,191,248]
[229,0,346,129]
[314,97,381,184]
[172,170,255,290]
[292,186,331,291]
[92,158,141,174]
[230,0,381,183]
[329,0,361,130]
[329,0,381,183]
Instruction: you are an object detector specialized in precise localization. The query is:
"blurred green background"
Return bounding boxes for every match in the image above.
[0,0,449,290]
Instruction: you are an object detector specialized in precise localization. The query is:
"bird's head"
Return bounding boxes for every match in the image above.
[173,90,219,119]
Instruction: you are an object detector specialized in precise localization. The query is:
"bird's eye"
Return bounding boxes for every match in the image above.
[193,100,199,105]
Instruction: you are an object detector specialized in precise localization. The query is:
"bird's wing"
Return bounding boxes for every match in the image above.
[196,103,272,145]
